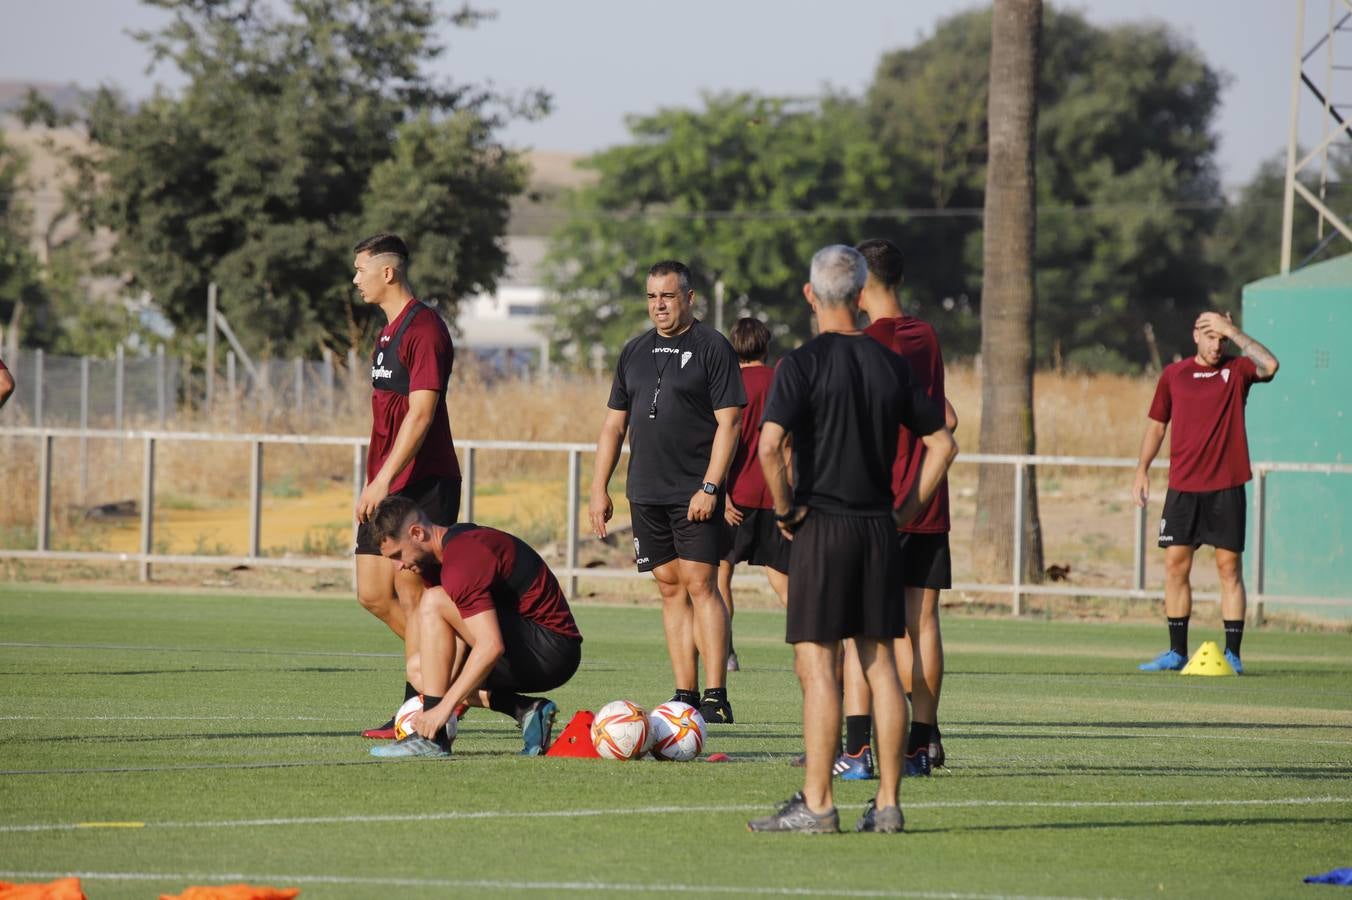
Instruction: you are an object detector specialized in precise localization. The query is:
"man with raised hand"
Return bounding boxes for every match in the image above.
[351,233,462,739]
[366,496,581,758]
[589,260,746,724]
[1134,311,1279,675]
[748,245,956,835]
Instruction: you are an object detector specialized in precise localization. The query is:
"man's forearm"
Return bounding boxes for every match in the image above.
[703,418,740,487]
[374,408,434,486]
[758,430,793,514]
[1230,329,1279,377]
[1136,422,1166,473]
[591,427,624,491]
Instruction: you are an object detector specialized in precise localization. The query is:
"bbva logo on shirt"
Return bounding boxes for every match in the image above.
[680,351,692,369]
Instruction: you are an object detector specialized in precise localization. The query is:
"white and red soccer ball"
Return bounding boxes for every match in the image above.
[591,699,652,760]
[394,695,458,744]
[647,701,706,761]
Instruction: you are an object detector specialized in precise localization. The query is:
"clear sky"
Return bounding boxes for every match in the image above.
[0,0,1322,189]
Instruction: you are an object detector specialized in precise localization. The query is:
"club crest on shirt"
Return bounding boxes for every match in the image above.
[680,351,692,369]
[1221,368,1230,383]
[377,352,385,365]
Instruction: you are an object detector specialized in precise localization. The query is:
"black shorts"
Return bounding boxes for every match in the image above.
[786,511,904,644]
[1158,486,1246,552]
[723,507,791,573]
[630,500,730,572]
[898,531,952,589]
[354,475,462,556]
[484,611,582,695]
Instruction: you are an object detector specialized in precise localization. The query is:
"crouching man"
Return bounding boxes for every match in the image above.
[366,495,583,758]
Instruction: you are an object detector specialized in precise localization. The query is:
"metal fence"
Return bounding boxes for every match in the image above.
[3,427,1349,624]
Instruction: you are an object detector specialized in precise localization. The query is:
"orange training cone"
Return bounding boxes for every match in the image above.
[1180,640,1238,677]
[545,710,602,758]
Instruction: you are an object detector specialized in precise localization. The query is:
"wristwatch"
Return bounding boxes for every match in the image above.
[774,509,795,522]
[701,482,718,495]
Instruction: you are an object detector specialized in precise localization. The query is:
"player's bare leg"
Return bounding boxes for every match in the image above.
[653,560,697,693]
[682,559,729,688]
[395,566,427,691]
[1141,545,1197,672]
[901,585,944,766]
[356,554,405,638]
[795,640,841,815]
[764,566,788,607]
[855,637,906,814]
[717,560,738,668]
[1215,547,1247,671]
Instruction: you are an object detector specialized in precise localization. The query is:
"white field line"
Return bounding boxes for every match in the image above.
[0,795,1347,834]
[0,871,1102,900]
[0,641,400,658]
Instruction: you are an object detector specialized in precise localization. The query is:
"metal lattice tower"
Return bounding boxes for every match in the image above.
[1281,0,1352,272]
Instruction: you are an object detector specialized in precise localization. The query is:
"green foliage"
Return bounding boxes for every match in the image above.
[0,133,47,345]
[1207,149,1352,315]
[547,9,1229,372]
[546,93,895,359]
[865,7,1226,365]
[70,0,534,355]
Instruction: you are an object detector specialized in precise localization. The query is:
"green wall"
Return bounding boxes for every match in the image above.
[1241,253,1352,607]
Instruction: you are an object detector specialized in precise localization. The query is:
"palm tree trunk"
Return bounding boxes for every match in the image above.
[973,0,1045,587]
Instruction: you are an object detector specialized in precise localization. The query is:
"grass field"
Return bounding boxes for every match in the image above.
[1,583,1349,899]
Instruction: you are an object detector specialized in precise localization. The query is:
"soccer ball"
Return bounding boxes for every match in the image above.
[394,695,423,739]
[395,695,459,745]
[648,701,706,761]
[591,699,652,760]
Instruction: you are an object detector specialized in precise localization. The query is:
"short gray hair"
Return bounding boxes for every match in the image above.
[809,245,867,307]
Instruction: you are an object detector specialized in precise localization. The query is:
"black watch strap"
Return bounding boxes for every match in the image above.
[774,509,795,522]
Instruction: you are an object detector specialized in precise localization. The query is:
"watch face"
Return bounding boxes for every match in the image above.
[702,482,717,494]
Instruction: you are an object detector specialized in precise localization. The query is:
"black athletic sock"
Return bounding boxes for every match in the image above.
[908,721,933,754]
[1223,619,1245,656]
[421,695,453,750]
[404,681,420,702]
[673,689,700,707]
[845,715,872,755]
[701,687,728,704]
[1167,616,1190,657]
[489,691,534,724]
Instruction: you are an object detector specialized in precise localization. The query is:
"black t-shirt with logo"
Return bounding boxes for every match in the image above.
[762,332,945,517]
[607,320,747,505]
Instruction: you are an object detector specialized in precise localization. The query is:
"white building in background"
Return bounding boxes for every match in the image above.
[453,235,554,377]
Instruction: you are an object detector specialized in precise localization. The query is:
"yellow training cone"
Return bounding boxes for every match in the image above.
[1180,640,1237,677]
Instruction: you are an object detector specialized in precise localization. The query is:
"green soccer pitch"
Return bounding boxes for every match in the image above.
[1,583,1349,899]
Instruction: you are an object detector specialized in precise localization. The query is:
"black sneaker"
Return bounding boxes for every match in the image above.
[855,798,904,833]
[670,690,700,707]
[747,792,839,833]
[928,727,945,769]
[699,696,734,724]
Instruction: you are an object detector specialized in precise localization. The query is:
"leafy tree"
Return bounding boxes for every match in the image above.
[1207,150,1351,317]
[546,93,895,359]
[67,0,536,356]
[866,6,1225,368]
[0,133,47,350]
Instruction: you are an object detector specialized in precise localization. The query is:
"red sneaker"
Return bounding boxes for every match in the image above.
[361,715,397,740]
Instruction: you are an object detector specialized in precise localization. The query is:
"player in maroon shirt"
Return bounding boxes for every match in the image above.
[0,356,13,410]
[351,233,463,739]
[1134,311,1279,674]
[829,238,959,780]
[364,496,582,758]
[718,318,791,672]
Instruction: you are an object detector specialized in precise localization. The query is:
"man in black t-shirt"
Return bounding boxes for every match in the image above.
[589,260,747,724]
[747,245,956,835]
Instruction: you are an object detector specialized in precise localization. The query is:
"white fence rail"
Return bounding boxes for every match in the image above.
[2,426,1349,624]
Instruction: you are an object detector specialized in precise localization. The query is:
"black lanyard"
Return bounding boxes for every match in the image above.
[649,328,689,419]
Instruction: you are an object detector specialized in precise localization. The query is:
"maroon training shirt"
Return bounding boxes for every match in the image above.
[727,364,776,509]
[1148,355,1259,492]
[368,300,461,493]
[864,316,950,533]
[436,525,582,641]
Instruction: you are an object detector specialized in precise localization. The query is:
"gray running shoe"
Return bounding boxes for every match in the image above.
[855,798,905,833]
[519,699,557,756]
[370,734,450,759]
[747,792,839,833]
